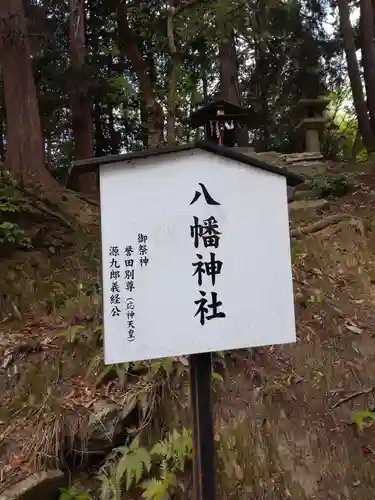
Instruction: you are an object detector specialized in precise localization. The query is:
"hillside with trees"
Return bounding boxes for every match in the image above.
[2,0,375,499]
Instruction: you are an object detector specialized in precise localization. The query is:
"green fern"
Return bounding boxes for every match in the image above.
[151,428,192,473]
[99,428,192,500]
[114,436,152,490]
[98,462,121,500]
[97,436,151,500]
[141,472,176,500]
[143,428,192,499]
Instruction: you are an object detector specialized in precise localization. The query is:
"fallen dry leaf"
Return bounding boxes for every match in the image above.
[346,324,363,334]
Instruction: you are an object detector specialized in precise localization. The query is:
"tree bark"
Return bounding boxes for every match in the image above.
[218,30,248,147]
[108,104,121,154]
[360,0,375,133]
[338,0,375,153]
[201,47,209,104]
[114,0,164,148]
[166,2,182,146]
[93,100,105,157]
[0,92,5,164]
[254,0,270,151]
[351,128,363,159]
[68,0,96,193]
[0,0,56,188]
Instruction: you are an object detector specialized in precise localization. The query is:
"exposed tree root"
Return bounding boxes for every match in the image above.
[76,194,100,207]
[15,185,76,230]
[19,184,100,229]
[33,200,75,230]
[291,213,365,238]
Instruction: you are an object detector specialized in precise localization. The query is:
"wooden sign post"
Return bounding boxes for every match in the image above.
[190,351,216,500]
[73,141,302,500]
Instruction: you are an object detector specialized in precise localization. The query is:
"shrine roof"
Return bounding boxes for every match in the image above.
[72,140,303,187]
[189,99,255,128]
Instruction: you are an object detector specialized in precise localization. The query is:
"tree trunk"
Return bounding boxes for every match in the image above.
[201,54,209,104]
[360,0,375,133]
[166,60,179,145]
[94,100,105,157]
[68,0,96,193]
[108,104,120,154]
[0,121,5,164]
[351,127,363,159]
[219,31,241,105]
[338,0,375,153]
[0,94,5,164]
[114,0,164,148]
[218,30,248,147]
[140,99,149,149]
[166,1,203,145]
[166,2,181,146]
[0,0,56,188]
[45,132,53,173]
[254,0,270,151]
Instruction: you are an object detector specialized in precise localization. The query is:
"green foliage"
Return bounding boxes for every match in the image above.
[308,174,353,199]
[150,428,192,473]
[45,280,92,315]
[45,287,69,314]
[98,435,151,499]
[90,356,185,389]
[116,436,152,491]
[94,362,130,388]
[323,89,368,161]
[58,486,92,500]
[351,410,375,431]
[0,221,31,247]
[141,473,176,500]
[291,241,301,263]
[107,74,135,103]
[0,171,32,249]
[212,370,224,384]
[56,325,85,344]
[98,428,192,500]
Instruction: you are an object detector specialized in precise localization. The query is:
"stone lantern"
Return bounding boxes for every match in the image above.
[294,97,329,153]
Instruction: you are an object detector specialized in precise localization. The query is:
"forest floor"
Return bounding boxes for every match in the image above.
[2,161,375,499]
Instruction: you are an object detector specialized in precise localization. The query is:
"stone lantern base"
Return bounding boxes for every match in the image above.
[295,117,327,153]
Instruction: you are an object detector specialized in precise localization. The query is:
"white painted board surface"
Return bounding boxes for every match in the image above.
[99,149,296,364]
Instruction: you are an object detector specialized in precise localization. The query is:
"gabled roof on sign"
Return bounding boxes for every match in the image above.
[72,140,304,187]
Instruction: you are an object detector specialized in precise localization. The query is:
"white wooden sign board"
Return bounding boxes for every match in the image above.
[99,148,296,364]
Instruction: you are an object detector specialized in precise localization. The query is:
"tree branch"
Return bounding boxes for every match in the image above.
[167,4,177,54]
[174,0,201,16]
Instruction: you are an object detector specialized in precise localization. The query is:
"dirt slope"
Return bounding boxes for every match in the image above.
[218,168,375,499]
[2,166,375,499]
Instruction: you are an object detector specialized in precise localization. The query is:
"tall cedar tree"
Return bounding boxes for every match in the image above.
[359,0,375,134]
[219,30,248,146]
[0,0,56,187]
[68,0,96,193]
[114,0,164,148]
[338,0,375,153]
